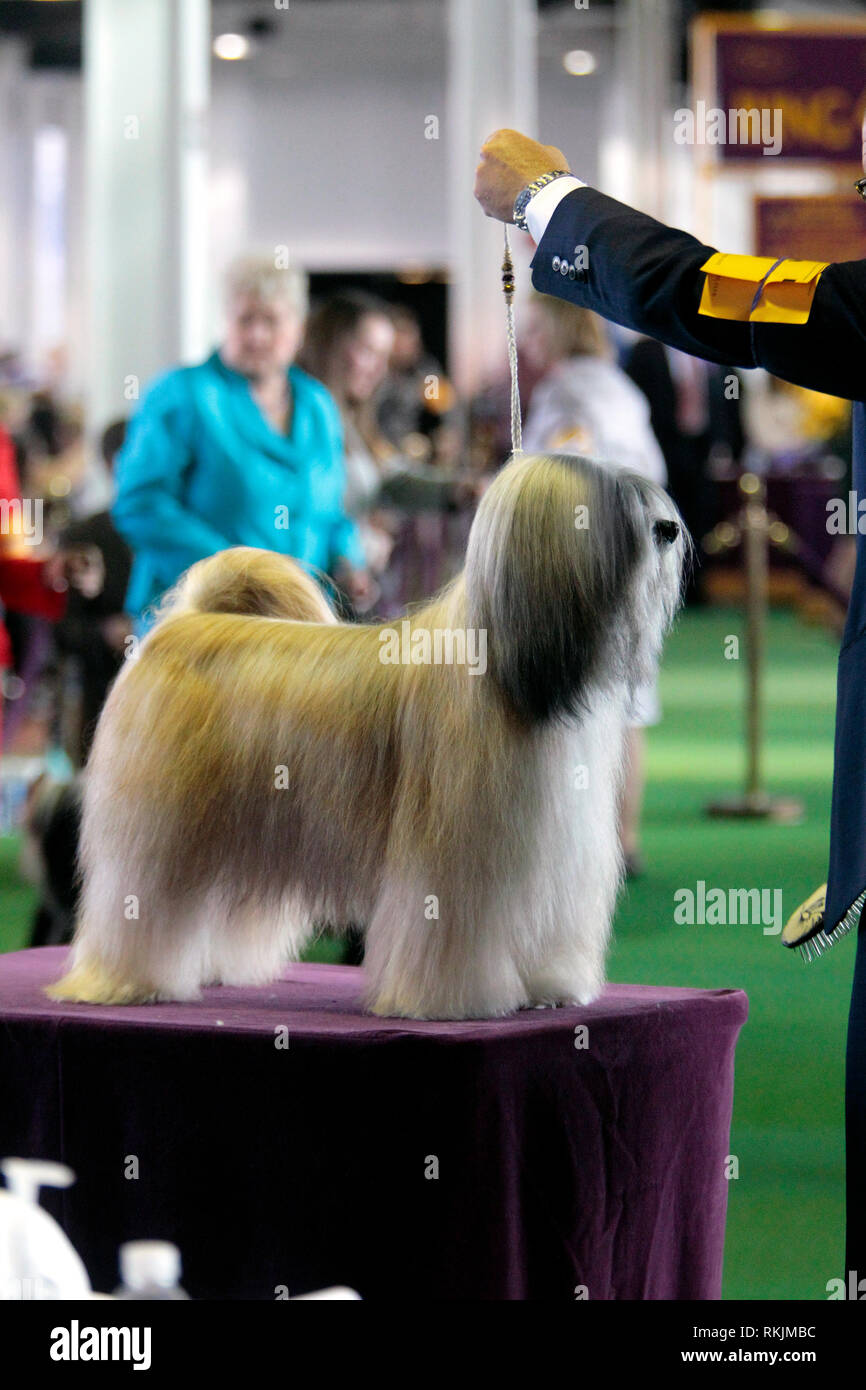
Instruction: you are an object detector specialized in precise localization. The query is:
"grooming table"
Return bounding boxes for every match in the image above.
[0,947,747,1300]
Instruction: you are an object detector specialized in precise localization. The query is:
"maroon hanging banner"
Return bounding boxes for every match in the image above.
[692,16,866,164]
[754,194,866,263]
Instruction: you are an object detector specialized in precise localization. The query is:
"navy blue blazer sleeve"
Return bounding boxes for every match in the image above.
[530,187,866,404]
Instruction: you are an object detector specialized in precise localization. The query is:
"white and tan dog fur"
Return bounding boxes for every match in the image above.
[47,452,685,1018]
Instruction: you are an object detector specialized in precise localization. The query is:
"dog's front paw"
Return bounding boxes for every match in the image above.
[523,972,603,1010]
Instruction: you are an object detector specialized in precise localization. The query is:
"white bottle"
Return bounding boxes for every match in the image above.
[291,1286,362,1300]
[113,1241,190,1300]
[0,1157,91,1300]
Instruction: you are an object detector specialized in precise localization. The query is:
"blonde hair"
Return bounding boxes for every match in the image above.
[223,252,308,318]
[529,294,611,361]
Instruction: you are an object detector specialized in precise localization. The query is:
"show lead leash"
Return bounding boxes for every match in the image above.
[502,225,523,457]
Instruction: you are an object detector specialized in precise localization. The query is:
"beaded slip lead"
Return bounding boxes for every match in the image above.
[502,225,522,456]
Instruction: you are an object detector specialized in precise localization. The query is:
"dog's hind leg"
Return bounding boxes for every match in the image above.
[44,949,161,1006]
[45,858,213,1005]
[45,926,164,1006]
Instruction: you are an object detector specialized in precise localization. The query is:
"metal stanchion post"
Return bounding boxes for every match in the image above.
[706,473,804,823]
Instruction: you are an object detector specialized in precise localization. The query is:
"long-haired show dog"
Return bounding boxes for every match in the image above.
[46,453,685,1019]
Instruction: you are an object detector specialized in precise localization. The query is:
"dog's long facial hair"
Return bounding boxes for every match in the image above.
[46,454,685,1019]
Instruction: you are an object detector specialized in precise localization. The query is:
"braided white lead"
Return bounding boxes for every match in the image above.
[502,224,522,456]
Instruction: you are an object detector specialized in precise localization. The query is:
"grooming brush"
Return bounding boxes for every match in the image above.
[782,883,865,961]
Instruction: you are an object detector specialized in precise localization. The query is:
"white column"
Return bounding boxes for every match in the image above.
[0,41,30,362]
[602,0,673,218]
[63,76,86,401]
[447,0,538,399]
[84,0,210,437]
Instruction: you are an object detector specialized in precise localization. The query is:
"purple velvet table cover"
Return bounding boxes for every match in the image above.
[0,947,747,1301]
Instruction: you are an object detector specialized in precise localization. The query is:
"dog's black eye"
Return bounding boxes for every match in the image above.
[653,519,679,546]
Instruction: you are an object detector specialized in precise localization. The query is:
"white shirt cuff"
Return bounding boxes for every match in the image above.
[525,175,585,244]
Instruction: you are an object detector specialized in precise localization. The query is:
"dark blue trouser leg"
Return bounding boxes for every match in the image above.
[846,928,866,1279]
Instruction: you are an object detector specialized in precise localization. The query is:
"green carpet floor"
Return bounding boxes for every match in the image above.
[610,605,846,1302]
[0,605,849,1300]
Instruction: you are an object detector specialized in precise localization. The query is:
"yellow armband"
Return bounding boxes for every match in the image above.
[698,253,829,326]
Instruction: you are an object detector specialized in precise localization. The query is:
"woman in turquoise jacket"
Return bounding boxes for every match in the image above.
[111,253,371,631]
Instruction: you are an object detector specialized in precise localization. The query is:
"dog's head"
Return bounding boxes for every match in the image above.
[464,452,687,722]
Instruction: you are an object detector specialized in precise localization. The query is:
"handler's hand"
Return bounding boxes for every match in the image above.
[474,129,570,222]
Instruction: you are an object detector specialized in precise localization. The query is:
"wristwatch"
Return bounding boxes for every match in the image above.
[513,171,571,232]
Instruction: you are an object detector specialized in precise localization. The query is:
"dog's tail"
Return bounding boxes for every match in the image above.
[150,546,338,625]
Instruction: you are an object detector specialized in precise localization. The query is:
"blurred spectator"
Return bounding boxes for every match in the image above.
[299,292,461,587]
[111,253,372,631]
[54,419,133,766]
[21,399,91,533]
[0,350,29,387]
[19,771,82,947]
[624,338,744,602]
[376,303,457,460]
[743,374,851,473]
[28,390,65,459]
[522,296,666,482]
[521,296,667,876]
[0,422,67,751]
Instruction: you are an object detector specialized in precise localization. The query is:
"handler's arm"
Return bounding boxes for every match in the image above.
[531,185,866,403]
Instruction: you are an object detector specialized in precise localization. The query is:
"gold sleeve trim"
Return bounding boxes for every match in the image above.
[698,253,829,326]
